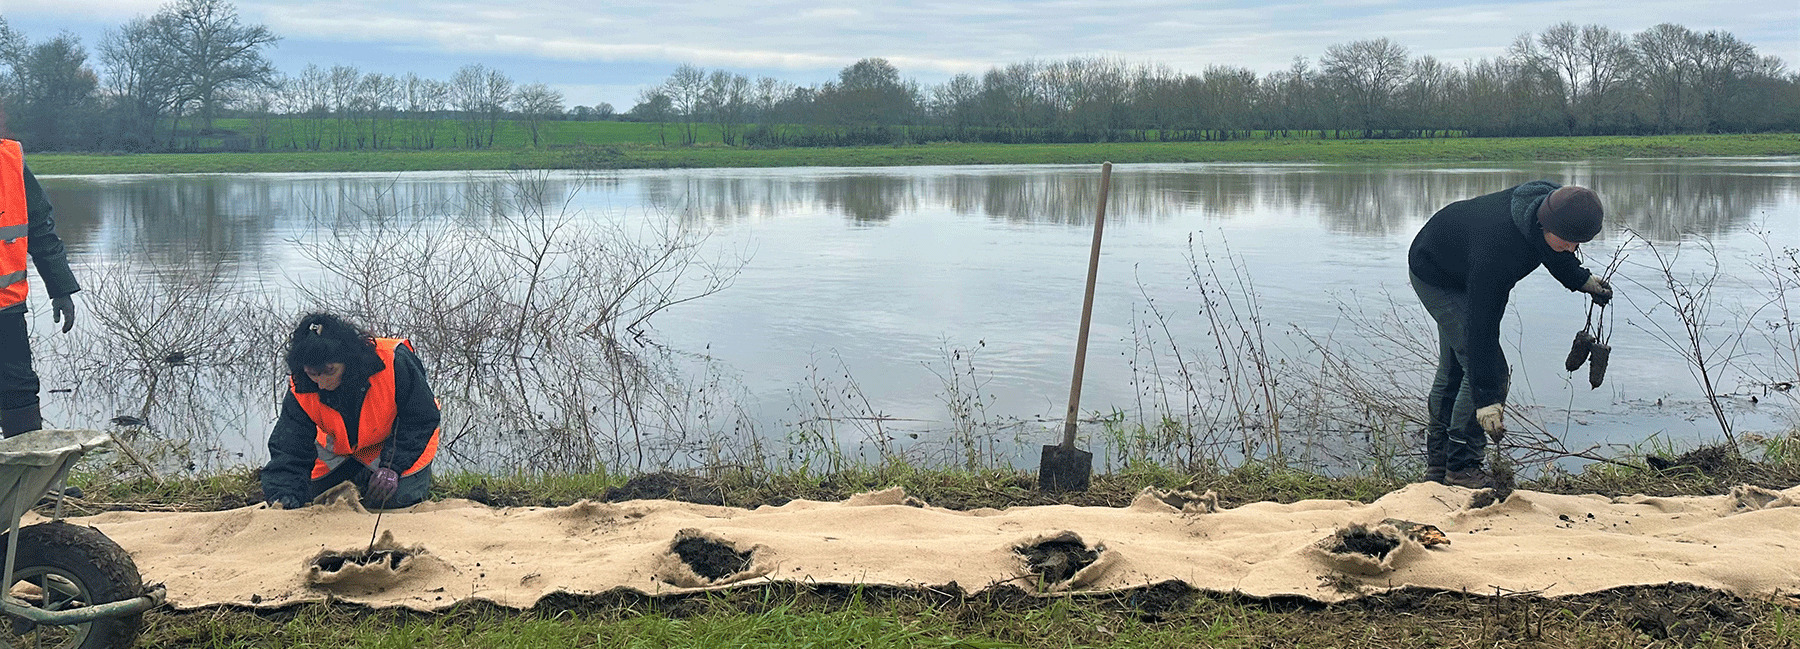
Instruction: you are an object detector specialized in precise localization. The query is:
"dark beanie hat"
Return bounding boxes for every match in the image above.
[1536,185,1603,243]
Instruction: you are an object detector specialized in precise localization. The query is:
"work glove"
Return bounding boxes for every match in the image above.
[366,467,399,504]
[51,295,75,333]
[1580,275,1613,306]
[1475,403,1505,443]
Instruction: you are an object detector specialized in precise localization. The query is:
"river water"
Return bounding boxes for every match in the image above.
[33,158,1800,472]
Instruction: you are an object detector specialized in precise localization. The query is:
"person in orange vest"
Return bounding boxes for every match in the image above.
[261,312,441,509]
[0,137,81,438]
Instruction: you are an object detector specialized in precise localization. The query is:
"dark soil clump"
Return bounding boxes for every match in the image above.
[1017,538,1098,583]
[1565,329,1594,371]
[1330,528,1399,559]
[604,472,726,506]
[671,537,751,581]
[1645,443,1741,476]
[1618,584,1756,644]
[313,549,409,573]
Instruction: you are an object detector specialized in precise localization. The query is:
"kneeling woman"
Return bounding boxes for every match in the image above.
[261,313,440,509]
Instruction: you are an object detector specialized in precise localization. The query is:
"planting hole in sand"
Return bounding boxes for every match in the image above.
[1016,534,1099,584]
[672,536,752,582]
[1330,528,1399,559]
[313,549,409,574]
[1311,523,1416,576]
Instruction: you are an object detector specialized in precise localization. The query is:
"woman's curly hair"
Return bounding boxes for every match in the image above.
[284,312,385,392]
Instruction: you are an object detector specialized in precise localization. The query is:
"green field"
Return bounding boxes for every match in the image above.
[27,133,1800,175]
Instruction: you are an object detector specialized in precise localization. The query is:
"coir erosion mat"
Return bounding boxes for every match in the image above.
[59,482,1800,610]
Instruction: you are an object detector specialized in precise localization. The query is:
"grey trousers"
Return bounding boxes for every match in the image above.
[1410,273,1508,472]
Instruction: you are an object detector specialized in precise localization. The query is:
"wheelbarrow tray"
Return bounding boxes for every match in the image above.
[0,429,110,528]
[0,429,165,625]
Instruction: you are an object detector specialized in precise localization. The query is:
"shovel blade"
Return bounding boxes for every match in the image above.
[1038,444,1093,492]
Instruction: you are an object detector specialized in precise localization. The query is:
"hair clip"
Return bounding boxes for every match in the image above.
[309,323,324,335]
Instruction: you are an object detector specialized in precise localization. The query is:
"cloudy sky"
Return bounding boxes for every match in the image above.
[4,0,1796,111]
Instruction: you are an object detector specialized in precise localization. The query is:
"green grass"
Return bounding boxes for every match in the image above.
[137,581,1788,648]
[27,133,1800,175]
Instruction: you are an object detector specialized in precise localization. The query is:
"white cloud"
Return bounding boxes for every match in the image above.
[7,0,1794,108]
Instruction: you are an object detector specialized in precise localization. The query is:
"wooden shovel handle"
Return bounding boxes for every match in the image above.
[1062,162,1112,449]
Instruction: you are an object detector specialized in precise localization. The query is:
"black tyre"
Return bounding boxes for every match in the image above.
[0,521,144,649]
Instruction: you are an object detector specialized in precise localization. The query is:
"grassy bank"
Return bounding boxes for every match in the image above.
[27,133,1800,175]
[142,582,1793,648]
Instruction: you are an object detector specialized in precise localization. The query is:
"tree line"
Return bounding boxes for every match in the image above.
[0,0,1794,153]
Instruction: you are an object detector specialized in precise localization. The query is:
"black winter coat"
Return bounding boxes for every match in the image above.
[260,342,439,506]
[1408,181,1596,408]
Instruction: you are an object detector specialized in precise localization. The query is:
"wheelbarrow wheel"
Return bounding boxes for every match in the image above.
[0,521,144,649]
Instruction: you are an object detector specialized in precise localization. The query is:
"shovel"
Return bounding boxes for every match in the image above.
[1039,161,1112,493]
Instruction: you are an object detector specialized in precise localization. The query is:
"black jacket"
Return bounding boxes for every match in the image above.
[5,164,82,315]
[260,342,440,506]
[1408,181,1595,408]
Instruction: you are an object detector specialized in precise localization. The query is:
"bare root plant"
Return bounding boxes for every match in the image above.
[928,340,1002,470]
[1124,232,1294,471]
[1186,233,1287,461]
[289,172,743,474]
[1621,232,1754,446]
[1745,227,1799,430]
[1287,289,1435,475]
[781,352,909,472]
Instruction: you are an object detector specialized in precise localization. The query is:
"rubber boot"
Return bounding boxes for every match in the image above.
[1,403,42,439]
[1423,465,1447,484]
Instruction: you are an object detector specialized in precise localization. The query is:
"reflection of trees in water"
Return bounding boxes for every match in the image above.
[814,175,919,224]
[40,162,1796,268]
[624,162,1794,241]
[42,174,634,265]
[1593,163,1791,240]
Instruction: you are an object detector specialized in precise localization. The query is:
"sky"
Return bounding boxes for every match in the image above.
[2,0,1796,112]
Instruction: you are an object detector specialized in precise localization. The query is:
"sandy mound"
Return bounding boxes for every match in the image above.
[59,481,1800,610]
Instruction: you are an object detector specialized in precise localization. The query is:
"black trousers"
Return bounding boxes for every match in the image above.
[0,311,39,411]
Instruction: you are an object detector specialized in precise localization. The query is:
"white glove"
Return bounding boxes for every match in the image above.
[1476,403,1505,442]
[1580,275,1613,306]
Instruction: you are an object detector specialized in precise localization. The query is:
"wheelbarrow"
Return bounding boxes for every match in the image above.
[0,429,164,649]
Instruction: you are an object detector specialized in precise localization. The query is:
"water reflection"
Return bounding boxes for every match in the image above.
[42,160,1796,256]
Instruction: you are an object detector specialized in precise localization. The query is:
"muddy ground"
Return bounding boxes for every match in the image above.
[141,580,1790,648]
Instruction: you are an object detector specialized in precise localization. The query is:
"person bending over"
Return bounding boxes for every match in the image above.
[261,313,440,509]
[1408,182,1613,489]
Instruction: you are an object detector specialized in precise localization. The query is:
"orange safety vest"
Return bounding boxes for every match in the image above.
[0,140,30,309]
[291,337,440,479]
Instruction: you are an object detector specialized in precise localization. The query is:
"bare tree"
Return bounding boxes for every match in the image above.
[1633,23,1703,131]
[1512,23,1636,132]
[511,82,564,147]
[662,64,706,145]
[450,64,494,148]
[479,67,512,147]
[99,18,184,148]
[402,72,449,149]
[359,72,400,149]
[147,0,279,131]
[629,88,673,145]
[1321,38,1412,137]
[703,70,750,145]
